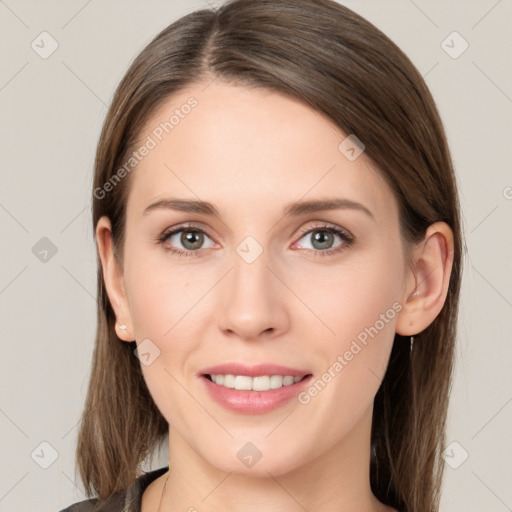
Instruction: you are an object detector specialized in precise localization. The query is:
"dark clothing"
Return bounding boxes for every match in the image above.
[59,466,169,512]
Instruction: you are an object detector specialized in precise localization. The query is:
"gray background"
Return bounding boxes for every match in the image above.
[0,1,511,510]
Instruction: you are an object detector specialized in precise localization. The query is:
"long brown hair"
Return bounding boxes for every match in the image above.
[76,1,463,510]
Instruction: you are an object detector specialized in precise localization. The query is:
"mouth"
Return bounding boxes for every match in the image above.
[198,363,313,413]
[198,364,313,414]
[202,373,312,391]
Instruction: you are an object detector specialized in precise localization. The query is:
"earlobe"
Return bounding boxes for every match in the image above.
[395,222,454,336]
[95,216,134,342]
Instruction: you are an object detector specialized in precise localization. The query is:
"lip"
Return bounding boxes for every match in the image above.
[199,363,310,378]
[198,363,313,415]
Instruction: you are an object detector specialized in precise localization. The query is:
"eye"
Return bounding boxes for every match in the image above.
[157,222,354,258]
[158,223,215,257]
[292,223,354,256]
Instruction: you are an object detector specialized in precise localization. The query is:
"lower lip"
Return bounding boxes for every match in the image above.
[201,375,313,414]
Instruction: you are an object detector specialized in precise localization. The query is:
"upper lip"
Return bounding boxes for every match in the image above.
[199,363,311,378]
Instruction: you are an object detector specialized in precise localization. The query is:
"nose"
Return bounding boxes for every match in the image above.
[217,246,290,342]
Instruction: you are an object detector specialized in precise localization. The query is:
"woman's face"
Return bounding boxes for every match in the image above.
[109,82,411,476]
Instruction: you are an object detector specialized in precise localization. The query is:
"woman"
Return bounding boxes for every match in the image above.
[61,0,462,510]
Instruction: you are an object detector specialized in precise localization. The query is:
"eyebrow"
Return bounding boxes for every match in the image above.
[142,197,374,219]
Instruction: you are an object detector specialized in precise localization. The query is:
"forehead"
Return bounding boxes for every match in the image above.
[126,82,396,223]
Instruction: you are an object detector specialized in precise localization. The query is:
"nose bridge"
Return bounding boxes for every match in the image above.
[218,236,288,339]
[232,237,271,296]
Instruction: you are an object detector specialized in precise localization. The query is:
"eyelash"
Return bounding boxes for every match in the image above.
[157,222,354,258]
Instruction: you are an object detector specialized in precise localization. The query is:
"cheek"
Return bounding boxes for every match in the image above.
[123,243,208,338]
[123,264,196,426]
[121,248,214,418]
[295,241,404,348]
[295,242,403,417]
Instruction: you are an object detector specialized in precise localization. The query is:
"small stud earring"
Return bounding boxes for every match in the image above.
[119,324,127,330]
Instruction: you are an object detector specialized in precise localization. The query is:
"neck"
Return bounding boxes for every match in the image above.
[159,406,390,512]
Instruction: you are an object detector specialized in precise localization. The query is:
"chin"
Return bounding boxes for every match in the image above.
[198,437,308,478]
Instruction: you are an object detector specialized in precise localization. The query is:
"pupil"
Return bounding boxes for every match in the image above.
[313,231,332,250]
[182,230,203,250]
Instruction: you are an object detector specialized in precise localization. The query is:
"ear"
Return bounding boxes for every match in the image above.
[95,216,134,342]
[395,221,455,336]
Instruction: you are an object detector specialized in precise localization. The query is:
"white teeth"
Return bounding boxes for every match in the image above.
[234,375,252,390]
[283,376,294,386]
[270,375,283,389]
[223,374,236,388]
[252,376,270,391]
[209,374,305,391]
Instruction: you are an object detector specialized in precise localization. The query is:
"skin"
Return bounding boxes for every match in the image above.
[96,81,454,512]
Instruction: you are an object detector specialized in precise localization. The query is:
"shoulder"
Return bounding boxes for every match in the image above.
[58,493,121,512]
[59,466,169,512]
[59,498,99,512]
